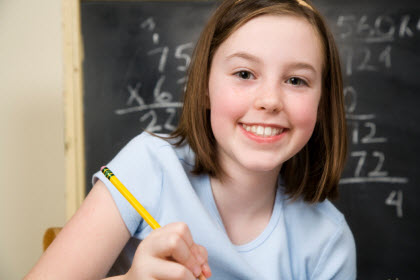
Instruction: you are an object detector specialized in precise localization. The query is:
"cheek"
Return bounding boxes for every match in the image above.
[211,95,246,117]
[209,88,251,145]
[210,94,241,138]
[209,83,249,124]
[287,96,320,133]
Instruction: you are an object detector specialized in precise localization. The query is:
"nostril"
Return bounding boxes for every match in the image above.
[254,94,283,113]
[259,105,279,113]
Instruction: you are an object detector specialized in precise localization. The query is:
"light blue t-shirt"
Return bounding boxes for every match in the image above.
[93,133,356,280]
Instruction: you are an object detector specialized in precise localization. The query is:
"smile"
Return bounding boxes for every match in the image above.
[241,124,284,137]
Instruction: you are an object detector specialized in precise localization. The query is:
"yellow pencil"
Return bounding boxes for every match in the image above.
[102,166,160,229]
[101,166,206,280]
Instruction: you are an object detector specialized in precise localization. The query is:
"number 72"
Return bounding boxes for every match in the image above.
[351,150,388,178]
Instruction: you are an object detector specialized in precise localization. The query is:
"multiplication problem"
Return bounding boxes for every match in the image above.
[115,17,193,132]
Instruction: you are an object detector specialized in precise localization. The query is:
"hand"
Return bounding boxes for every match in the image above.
[125,222,212,279]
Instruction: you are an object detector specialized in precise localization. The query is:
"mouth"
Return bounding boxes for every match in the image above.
[241,123,285,138]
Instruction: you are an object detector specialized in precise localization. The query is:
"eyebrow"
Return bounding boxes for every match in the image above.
[225,52,262,64]
[285,62,317,74]
[226,52,318,73]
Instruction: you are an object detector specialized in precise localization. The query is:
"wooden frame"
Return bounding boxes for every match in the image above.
[62,0,85,219]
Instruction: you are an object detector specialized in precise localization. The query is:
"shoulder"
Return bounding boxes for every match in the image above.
[92,132,193,236]
[310,201,356,279]
[283,196,345,234]
[125,133,195,167]
[126,132,172,151]
[282,196,356,279]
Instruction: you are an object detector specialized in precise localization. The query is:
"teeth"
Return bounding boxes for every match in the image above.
[242,124,284,137]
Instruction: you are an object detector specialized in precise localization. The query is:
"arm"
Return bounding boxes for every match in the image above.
[25,180,131,280]
[25,180,212,280]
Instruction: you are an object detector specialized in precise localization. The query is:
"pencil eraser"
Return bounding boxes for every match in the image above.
[101,166,106,171]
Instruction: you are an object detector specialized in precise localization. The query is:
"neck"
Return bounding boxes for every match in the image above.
[210,161,280,219]
[209,162,280,245]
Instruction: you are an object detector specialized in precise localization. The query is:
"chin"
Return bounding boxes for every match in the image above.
[240,159,283,174]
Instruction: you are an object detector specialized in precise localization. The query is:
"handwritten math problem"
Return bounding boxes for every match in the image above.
[113,17,191,133]
[336,12,418,218]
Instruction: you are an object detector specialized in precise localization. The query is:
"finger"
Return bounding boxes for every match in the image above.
[150,224,202,277]
[169,222,195,248]
[194,244,208,265]
[146,223,193,258]
[166,233,202,277]
[148,258,197,280]
[168,223,205,277]
[201,263,212,279]
[195,245,212,278]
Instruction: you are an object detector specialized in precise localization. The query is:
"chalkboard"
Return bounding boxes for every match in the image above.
[80,1,420,279]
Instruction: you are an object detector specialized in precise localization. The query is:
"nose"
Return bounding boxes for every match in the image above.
[253,83,283,113]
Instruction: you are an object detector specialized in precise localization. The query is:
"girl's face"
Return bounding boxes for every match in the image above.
[208,15,323,176]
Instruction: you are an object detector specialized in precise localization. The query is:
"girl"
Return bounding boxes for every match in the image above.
[26,0,356,279]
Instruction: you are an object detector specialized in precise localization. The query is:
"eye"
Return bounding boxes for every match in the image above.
[234,70,255,80]
[286,77,308,86]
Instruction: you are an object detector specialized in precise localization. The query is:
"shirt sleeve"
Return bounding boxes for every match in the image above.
[311,219,357,280]
[92,133,164,236]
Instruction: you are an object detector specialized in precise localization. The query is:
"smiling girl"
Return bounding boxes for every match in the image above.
[26,0,356,279]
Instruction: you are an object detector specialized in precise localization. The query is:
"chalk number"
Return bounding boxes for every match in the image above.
[385,190,403,218]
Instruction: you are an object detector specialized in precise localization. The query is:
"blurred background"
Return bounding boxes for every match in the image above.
[0,1,66,279]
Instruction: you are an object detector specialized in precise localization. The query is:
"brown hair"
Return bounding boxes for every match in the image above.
[168,0,347,203]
